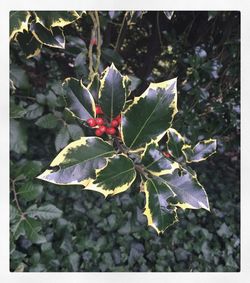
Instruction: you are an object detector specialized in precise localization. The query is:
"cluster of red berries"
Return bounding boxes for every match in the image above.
[87,105,121,137]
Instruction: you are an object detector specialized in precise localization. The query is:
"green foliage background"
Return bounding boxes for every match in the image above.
[10,11,240,272]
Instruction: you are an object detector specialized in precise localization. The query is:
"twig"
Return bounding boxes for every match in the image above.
[156,12,163,48]
[94,11,101,73]
[115,12,128,52]
[11,179,26,219]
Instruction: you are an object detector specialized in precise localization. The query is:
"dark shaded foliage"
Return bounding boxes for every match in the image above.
[10,11,240,272]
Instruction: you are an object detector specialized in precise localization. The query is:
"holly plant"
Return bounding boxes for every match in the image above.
[37,63,216,234]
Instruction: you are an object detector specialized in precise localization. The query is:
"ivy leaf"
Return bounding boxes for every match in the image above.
[37,137,115,186]
[34,11,83,29]
[55,126,70,152]
[10,101,27,119]
[10,11,31,40]
[121,78,177,152]
[182,139,217,163]
[35,113,59,129]
[26,204,62,220]
[10,120,27,154]
[98,63,127,120]
[16,30,41,58]
[141,143,179,176]
[10,64,30,90]
[63,77,96,121]
[30,22,65,49]
[24,103,44,120]
[17,182,43,201]
[143,177,178,234]
[20,218,46,244]
[160,168,210,211]
[85,154,136,198]
[166,128,186,159]
[67,124,84,140]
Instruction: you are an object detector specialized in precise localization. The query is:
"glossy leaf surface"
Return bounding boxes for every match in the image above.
[63,77,96,121]
[121,78,177,151]
[37,137,115,186]
[144,177,178,234]
[10,11,30,40]
[85,154,136,197]
[182,139,216,163]
[98,63,127,119]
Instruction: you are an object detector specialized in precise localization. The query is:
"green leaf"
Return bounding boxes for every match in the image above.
[35,113,59,129]
[63,77,96,121]
[85,154,136,198]
[68,252,80,272]
[10,101,27,119]
[10,205,20,223]
[10,120,27,154]
[87,73,100,102]
[14,160,43,179]
[30,22,65,49]
[21,218,46,244]
[182,139,217,163]
[10,11,31,40]
[17,182,43,201]
[55,126,70,151]
[67,124,84,140]
[34,11,83,29]
[166,128,186,159]
[26,204,62,220]
[160,168,210,211]
[101,48,124,66]
[141,143,179,176]
[10,64,30,90]
[121,78,177,151]
[37,137,115,186]
[143,177,178,234]
[16,30,41,58]
[98,63,127,120]
[24,103,44,120]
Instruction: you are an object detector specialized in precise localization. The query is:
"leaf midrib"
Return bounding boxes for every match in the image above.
[129,95,163,149]
[59,150,115,171]
[97,167,135,186]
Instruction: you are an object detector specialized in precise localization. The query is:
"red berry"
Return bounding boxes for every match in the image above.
[87,118,96,127]
[96,106,103,115]
[111,119,119,128]
[163,151,171,158]
[90,38,97,45]
[95,118,104,125]
[106,127,116,135]
[95,129,103,136]
[99,125,107,133]
[115,115,121,124]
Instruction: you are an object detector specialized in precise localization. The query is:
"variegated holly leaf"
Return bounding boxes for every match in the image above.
[16,30,41,58]
[98,63,127,120]
[30,22,65,48]
[63,77,96,121]
[84,154,136,198]
[143,177,178,234]
[34,11,84,29]
[182,139,216,163]
[141,143,179,176]
[37,137,115,186]
[166,128,186,159]
[10,11,31,40]
[160,168,210,211]
[121,78,177,152]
